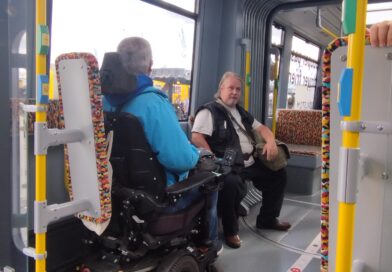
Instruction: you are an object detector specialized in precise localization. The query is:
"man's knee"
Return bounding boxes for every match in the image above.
[221,174,246,197]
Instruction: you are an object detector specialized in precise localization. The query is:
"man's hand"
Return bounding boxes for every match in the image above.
[262,140,278,161]
[198,147,214,159]
[370,20,392,47]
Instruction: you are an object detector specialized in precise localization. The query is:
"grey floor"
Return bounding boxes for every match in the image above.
[214,191,321,272]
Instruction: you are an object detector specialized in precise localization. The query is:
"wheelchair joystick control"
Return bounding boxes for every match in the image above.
[223,149,236,166]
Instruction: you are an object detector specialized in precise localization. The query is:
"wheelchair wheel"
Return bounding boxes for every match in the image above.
[165,255,199,272]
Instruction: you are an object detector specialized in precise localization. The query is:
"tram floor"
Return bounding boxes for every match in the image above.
[214,191,322,272]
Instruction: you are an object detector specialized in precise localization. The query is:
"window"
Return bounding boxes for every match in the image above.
[271,25,284,46]
[367,3,392,25]
[51,0,196,120]
[291,36,319,61]
[288,36,320,110]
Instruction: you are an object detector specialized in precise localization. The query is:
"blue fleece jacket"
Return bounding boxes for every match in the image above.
[103,74,199,186]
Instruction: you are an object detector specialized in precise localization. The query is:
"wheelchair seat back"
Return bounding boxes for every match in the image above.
[105,111,166,200]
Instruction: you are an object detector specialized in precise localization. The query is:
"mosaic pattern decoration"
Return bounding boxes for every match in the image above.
[55,53,111,224]
[321,37,348,272]
[320,35,370,272]
[276,109,322,147]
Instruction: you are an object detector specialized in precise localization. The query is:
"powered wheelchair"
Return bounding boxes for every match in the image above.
[55,52,233,272]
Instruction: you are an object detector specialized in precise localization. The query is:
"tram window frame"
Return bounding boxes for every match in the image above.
[268,24,285,118]
[49,0,198,121]
[160,0,197,13]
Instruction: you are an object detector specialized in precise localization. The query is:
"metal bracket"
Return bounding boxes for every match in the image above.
[35,199,92,233]
[19,103,46,113]
[240,38,251,50]
[341,120,392,134]
[352,259,366,272]
[34,122,84,155]
[22,247,47,260]
[338,147,360,203]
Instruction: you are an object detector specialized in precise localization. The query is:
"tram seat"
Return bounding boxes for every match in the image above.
[275,109,322,195]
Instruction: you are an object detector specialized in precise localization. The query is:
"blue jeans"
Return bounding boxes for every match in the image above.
[164,187,218,241]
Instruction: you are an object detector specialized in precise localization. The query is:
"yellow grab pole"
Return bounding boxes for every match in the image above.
[244,51,251,111]
[271,53,280,135]
[335,1,367,271]
[321,26,339,40]
[35,0,47,271]
[240,38,251,111]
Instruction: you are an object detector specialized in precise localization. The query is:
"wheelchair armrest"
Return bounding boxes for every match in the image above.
[113,186,168,210]
[165,171,217,195]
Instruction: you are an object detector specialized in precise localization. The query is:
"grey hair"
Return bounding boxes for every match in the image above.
[214,71,243,99]
[117,37,152,75]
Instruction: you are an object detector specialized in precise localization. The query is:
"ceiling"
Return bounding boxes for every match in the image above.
[271,0,391,47]
[274,4,342,47]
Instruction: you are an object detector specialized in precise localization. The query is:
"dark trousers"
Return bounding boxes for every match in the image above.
[240,160,287,226]
[217,173,247,236]
[218,160,287,236]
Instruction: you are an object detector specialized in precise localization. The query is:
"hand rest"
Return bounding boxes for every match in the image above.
[166,171,217,195]
[113,186,168,210]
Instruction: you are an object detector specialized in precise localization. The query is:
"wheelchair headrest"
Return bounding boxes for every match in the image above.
[100,52,137,95]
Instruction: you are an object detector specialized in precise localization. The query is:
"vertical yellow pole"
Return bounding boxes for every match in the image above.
[244,51,251,111]
[271,57,279,135]
[35,0,47,271]
[335,1,367,271]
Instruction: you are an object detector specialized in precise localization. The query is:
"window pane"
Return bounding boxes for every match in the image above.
[288,54,318,110]
[51,0,195,120]
[291,36,320,61]
[367,3,392,34]
[161,0,196,13]
[271,25,284,46]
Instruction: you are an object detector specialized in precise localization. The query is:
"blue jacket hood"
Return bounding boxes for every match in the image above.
[104,74,166,107]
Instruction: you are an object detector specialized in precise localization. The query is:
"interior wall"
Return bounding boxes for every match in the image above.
[191,0,245,113]
[0,0,12,266]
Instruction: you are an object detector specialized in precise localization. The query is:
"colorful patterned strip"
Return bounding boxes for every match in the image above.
[55,53,111,224]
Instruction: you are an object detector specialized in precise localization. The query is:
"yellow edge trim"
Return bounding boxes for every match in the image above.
[36,0,47,271]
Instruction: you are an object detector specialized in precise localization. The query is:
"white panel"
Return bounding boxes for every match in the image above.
[329,47,392,271]
[57,59,101,218]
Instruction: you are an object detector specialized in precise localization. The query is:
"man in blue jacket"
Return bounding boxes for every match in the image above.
[103,37,219,250]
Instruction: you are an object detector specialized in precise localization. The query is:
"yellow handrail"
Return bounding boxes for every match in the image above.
[335,1,367,271]
[271,54,280,135]
[35,0,47,271]
[244,51,251,111]
[321,26,339,39]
